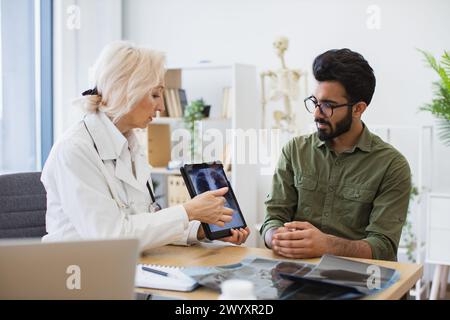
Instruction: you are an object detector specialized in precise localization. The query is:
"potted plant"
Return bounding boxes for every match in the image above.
[183,98,207,162]
[401,51,449,262]
[419,50,450,145]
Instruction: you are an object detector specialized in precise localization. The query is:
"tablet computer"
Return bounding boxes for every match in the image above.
[180,161,247,240]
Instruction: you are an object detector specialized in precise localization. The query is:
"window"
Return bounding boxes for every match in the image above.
[0,0,52,174]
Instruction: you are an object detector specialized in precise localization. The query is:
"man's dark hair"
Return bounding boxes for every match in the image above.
[312,48,376,105]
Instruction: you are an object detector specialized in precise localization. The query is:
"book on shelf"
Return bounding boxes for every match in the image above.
[178,88,188,116]
[222,143,232,172]
[164,89,177,117]
[163,88,187,118]
[170,89,178,117]
[221,87,233,119]
[163,90,173,117]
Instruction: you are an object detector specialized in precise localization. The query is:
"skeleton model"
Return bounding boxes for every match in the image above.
[260,37,307,133]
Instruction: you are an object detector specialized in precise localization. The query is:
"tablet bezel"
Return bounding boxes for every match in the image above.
[180,161,247,240]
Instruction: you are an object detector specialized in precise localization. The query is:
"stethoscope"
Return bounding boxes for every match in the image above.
[83,119,162,213]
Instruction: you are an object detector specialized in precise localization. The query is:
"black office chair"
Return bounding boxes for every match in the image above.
[0,172,47,238]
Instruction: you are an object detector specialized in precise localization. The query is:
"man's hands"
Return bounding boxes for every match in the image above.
[197,226,250,245]
[271,221,330,259]
[271,221,373,259]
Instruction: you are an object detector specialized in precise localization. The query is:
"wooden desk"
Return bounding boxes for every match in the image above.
[137,242,423,300]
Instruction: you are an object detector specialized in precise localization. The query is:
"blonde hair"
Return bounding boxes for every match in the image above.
[76,41,166,123]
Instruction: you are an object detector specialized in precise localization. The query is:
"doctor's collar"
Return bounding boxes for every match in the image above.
[84,112,128,161]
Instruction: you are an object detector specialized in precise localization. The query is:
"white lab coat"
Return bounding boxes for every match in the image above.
[41,111,200,250]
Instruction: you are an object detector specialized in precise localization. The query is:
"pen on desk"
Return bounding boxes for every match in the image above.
[142,266,174,278]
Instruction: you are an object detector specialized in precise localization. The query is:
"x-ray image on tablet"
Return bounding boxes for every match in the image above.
[180,162,247,240]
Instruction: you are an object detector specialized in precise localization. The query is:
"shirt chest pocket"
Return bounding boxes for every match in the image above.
[335,186,376,228]
[294,175,319,214]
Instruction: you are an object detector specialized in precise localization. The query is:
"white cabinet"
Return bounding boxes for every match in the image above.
[426,193,450,300]
[426,193,450,264]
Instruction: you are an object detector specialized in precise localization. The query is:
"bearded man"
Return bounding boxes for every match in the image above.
[260,48,411,262]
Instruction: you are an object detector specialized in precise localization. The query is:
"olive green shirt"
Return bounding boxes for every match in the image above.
[260,124,411,261]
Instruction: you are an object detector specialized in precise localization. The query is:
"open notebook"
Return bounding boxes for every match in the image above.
[135,264,198,292]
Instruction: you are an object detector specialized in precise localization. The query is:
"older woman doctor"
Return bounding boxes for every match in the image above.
[41,41,250,249]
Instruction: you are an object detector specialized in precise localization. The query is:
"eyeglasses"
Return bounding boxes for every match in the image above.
[304,95,357,117]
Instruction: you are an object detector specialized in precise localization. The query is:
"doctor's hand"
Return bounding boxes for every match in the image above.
[197,226,250,245]
[219,227,250,245]
[183,187,234,227]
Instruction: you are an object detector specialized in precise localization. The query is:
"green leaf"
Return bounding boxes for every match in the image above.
[418,49,439,73]
[418,49,450,145]
[437,119,450,146]
[441,51,450,73]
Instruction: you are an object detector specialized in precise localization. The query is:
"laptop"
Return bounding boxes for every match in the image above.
[0,238,139,300]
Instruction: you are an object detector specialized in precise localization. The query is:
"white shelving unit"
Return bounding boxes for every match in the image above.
[139,63,260,247]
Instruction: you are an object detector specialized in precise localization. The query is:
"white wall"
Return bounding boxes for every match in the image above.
[53,0,122,140]
[123,0,450,232]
